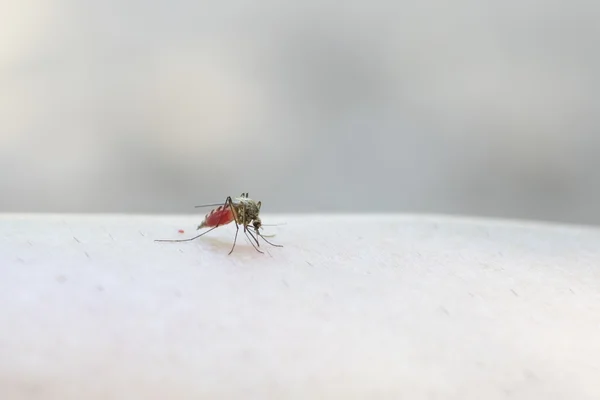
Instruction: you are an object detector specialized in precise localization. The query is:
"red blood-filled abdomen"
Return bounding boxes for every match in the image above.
[199,206,234,229]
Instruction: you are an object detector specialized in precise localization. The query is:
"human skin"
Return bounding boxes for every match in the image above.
[1,213,599,399]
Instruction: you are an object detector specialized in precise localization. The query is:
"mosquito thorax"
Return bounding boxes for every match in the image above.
[235,197,260,223]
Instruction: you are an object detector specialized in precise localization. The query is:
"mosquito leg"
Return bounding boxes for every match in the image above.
[224,196,242,255]
[216,196,232,228]
[155,225,220,243]
[228,222,239,255]
[247,229,260,247]
[257,232,283,248]
[246,223,260,248]
[194,195,233,211]
[245,228,261,249]
[241,207,259,248]
[244,229,263,254]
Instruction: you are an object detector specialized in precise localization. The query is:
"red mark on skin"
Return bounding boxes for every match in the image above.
[178,229,185,234]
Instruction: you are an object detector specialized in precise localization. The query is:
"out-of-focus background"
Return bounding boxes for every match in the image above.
[1,1,599,225]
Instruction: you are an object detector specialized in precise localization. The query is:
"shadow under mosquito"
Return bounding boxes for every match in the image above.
[187,234,266,255]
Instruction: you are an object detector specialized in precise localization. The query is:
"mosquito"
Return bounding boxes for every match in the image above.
[155,192,283,255]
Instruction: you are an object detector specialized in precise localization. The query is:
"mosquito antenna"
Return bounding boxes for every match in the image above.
[259,232,277,238]
[259,222,287,227]
[255,224,282,237]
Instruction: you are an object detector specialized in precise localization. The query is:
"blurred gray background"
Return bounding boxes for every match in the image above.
[1,0,599,225]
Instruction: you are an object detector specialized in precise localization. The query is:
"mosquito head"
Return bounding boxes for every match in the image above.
[252,217,262,233]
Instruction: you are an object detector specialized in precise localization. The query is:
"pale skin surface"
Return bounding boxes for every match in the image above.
[0,213,599,399]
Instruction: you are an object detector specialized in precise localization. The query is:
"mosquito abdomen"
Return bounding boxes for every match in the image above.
[198,206,235,229]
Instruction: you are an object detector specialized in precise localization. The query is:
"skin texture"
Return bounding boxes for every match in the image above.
[1,213,599,399]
